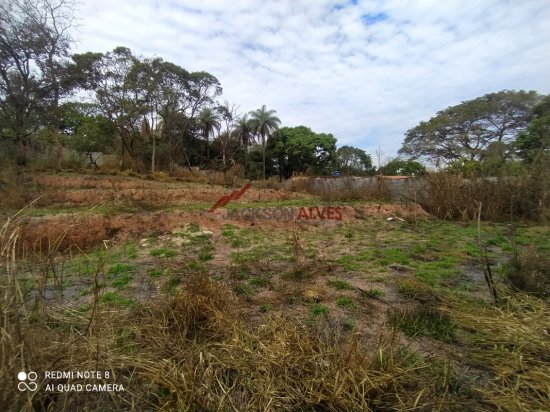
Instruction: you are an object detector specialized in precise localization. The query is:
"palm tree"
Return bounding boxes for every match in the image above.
[197,107,220,166]
[233,114,254,173]
[248,105,281,181]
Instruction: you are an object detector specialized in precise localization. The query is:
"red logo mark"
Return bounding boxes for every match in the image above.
[208,183,252,213]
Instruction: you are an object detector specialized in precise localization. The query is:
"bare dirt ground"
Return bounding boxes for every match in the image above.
[13,172,428,252]
[24,172,309,207]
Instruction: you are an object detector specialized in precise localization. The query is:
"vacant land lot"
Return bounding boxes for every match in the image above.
[2,172,549,411]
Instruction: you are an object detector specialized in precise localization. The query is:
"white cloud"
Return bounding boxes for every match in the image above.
[74,0,550,159]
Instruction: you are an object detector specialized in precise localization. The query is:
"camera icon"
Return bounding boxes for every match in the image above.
[18,371,38,392]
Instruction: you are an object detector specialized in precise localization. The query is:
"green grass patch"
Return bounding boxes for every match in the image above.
[79,288,91,297]
[188,260,207,272]
[372,247,411,266]
[310,303,329,317]
[335,296,355,309]
[221,224,252,248]
[108,263,134,277]
[162,275,181,294]
[148,268,170,278]
[230,248,269,265]
[388,306,456,343]
[100,292,134,307]
[150,247,177,257]
[410,256,462,285]
[198,250,214,261]
[259,303,272,313]
[335,250,372,271]
[360,288,384,299]
[123,242,138,259]
[250,276,269,288]
[341,319,356,331]
[234,283,253,297]
[327,279,353,290]
[111,273,133,288]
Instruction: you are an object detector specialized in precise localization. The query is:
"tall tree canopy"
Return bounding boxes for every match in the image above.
[0,0,75,164]
[380,158,427,176]
[71,47,145,168]
[268,126,337,179]
[515,94,550,164]
[399,90,541,165]
[336,145,375,176]
[59,102,117,167]
[71,48,222,170]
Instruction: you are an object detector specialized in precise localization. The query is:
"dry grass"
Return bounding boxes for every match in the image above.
[448,293,550,412]
[0,167,26,208]
[508,245,550,295]
[418,172,550,221]
[2,207,550,411]
[1,266,462,411]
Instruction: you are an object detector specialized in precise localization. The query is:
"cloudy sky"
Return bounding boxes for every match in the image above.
[74,0,550,160]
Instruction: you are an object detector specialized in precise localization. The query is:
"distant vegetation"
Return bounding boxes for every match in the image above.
[2,1,547,184]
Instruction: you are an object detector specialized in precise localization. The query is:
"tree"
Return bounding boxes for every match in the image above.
[215,101,239,168]
[399,90,541,165]
[516,94,550,164]
[268,126,337,180]
[197,107,220,165]
[249,105,281,181]
[71,48,146,170]
[233,114,254,173]
[336,146,375,175]
[0,0,75,164]
[60,102,116,168]
[151,61,220,173]
[71,49,222,172]
[380,158,427,176]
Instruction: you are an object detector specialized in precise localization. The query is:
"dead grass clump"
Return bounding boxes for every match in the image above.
[418,172,550,221]
[0,167,26,208]
[285,176,311,193]
[450,293,550,411]
[508,245,550,295]
[283,259,334,282]
[151,170,171,181]
[122,311,460,411]
[138,271,241,345]
[264,176,282,190]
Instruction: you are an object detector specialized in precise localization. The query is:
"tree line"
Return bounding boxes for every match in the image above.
[0,0,380,180]
[400,90,550,177]
[1,1,547,181]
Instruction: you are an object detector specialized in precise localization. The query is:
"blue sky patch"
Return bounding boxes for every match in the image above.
[361,12,389,25]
